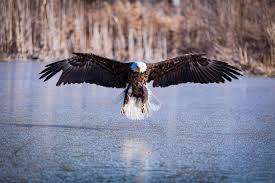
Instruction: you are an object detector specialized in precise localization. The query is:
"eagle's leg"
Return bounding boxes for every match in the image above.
[121,85,131,114]
[141,86,148,113]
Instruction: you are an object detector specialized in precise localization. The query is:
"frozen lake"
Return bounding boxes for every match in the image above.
[0,61,275,182]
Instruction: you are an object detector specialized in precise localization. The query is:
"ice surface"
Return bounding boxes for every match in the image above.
[0,61,274,182]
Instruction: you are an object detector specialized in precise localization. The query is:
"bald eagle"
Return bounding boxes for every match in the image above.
[40,53,242,120]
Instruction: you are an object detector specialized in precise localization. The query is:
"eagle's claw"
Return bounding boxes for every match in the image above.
[141,105,146,113]
[120,106,126,114]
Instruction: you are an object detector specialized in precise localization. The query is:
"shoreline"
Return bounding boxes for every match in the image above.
[1,58,274,77]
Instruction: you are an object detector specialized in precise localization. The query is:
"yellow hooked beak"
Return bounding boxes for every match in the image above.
[137,67,141,73]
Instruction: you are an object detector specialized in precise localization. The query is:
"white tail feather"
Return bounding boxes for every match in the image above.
[116,87,161,120]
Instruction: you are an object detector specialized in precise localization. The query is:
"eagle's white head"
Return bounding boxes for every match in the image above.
[130,61,147,73]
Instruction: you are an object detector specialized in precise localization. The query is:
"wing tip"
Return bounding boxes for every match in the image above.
[56,82,61,86]
[39,75,44,80]
[72,52,80,55]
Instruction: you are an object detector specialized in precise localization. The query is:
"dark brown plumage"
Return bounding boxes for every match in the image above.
[40,53,130,88]
[40,52,242,120]
[147,53,242,87]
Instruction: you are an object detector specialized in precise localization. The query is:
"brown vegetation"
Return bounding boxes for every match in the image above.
[0,0,275,75]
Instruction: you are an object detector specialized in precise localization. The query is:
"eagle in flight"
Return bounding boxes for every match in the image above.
[40,53,242,120]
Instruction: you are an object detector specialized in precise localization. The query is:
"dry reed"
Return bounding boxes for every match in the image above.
[0,0,275,75]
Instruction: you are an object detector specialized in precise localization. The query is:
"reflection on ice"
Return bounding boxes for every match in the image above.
[121,138,152,182]
[122,138,151,168]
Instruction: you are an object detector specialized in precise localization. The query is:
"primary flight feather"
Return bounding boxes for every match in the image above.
[40,53,242,120]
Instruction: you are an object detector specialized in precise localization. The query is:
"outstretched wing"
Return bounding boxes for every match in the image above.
[39,53,130,88]
[147,53,242,87]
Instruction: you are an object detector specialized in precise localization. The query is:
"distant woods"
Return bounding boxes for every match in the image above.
[1,0,275,75]
[0,0,174,62]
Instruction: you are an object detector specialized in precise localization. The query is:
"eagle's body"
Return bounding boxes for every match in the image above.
[40,53,242,120]
[123,64,150,114]
[128,69,149,93]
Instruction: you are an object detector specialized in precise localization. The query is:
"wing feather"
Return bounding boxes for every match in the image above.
[148,54,242,87]
[39,53,130,88]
